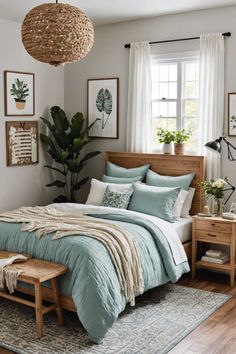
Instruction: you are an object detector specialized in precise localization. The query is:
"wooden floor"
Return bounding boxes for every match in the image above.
[170,270,236,354]
[1,270,236,354]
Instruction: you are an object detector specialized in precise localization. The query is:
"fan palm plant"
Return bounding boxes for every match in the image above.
[40,106,100,203]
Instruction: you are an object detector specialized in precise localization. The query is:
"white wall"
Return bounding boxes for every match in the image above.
[65,5,236,204]
[0,18,64,212]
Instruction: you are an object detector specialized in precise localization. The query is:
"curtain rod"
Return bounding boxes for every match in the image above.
[124,32,231,48]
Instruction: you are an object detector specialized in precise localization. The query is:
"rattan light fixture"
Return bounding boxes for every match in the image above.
[22,0,94,66]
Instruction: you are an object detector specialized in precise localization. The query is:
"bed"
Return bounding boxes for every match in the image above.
[105,151,205,257]
[0,152,205,343]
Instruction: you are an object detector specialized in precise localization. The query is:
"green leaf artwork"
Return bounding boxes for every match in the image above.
[96,88,113,129]
[230,115,236,130]
[10,78,29,101]
[10,78,29,110]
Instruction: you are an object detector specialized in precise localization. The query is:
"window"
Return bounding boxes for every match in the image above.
[151,53,199,152]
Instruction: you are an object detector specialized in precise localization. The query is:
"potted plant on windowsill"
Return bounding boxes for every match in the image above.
[174,129,192,155]
[157,128,175,154]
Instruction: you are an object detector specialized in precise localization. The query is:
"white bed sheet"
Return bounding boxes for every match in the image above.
[173,217,192,244]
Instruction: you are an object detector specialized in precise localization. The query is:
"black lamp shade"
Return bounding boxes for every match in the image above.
[205,139,221,153]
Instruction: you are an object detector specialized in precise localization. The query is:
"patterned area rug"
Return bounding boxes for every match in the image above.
[0,284,230,354]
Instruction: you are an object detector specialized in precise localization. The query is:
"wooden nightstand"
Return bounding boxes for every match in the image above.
[192,215,236,287]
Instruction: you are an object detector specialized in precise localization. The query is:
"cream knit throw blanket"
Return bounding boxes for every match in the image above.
[0,255,27,294]
[0,206,144,305]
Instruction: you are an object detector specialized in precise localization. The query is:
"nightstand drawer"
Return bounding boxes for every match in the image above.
[195,230,231,244]
[196,219,232,234]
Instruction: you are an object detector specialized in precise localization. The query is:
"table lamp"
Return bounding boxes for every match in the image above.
[205,136,236,204]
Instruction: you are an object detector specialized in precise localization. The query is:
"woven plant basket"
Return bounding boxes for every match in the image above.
[174,143,185,155]
[22,3,94,66]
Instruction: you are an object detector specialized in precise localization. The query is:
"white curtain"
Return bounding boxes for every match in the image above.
[198,33,224,180]
[126,42,152,152]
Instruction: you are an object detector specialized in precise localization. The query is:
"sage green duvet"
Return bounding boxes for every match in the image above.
[0,204,190,343]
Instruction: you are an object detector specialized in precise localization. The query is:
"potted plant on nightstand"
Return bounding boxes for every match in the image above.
[157,128,175,154]
[174,129,192,155]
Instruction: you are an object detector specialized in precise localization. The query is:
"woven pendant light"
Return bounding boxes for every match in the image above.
[22,1,94,66]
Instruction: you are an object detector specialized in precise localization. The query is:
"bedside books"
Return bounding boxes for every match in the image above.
[201,255,229,264]
[222,212,236,220]
[206,249,224,258]
[201,249,229,264]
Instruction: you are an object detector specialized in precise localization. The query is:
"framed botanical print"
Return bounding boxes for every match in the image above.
[4,71,35,116]
[228,92,236,136]
[6,121,39,166]
[87,78,119,139]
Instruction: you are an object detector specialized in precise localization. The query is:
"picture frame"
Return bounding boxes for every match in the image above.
[6,121,39,166]
[230,203,236,214]
[4,70,35,116]
[87,78,119,139]
[228,92,236,136]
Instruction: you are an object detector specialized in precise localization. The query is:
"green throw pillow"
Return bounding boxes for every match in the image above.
[102,175,143,184]
[107,161,149,179]
[101,186,133,209]
[146,169,195,191]
[128,183,180,222]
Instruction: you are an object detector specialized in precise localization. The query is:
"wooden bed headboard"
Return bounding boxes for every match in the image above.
[105,151,206,215]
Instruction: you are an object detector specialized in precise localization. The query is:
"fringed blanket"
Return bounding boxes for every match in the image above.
[0,255,27,294]
[0,206,144,305]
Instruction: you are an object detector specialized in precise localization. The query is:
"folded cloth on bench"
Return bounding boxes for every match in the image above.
[0,255,27,294]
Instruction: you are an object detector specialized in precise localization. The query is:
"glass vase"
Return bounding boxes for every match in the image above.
[214,198,224,216]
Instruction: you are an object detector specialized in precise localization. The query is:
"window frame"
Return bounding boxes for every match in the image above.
[151,51,200,154]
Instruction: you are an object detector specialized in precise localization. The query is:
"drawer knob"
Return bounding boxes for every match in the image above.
[211,223,215,226]
[208,233,216,237]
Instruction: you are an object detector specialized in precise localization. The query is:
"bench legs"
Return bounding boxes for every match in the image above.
[51,278,64,326]
[34,278,63,339]
[35,282,43,339]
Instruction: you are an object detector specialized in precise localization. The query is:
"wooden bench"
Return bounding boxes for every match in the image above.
[0,251,68,338]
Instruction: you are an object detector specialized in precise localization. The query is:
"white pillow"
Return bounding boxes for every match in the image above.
[180,187,195,217]
[173,189,189,219]
[86,178,133,206]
